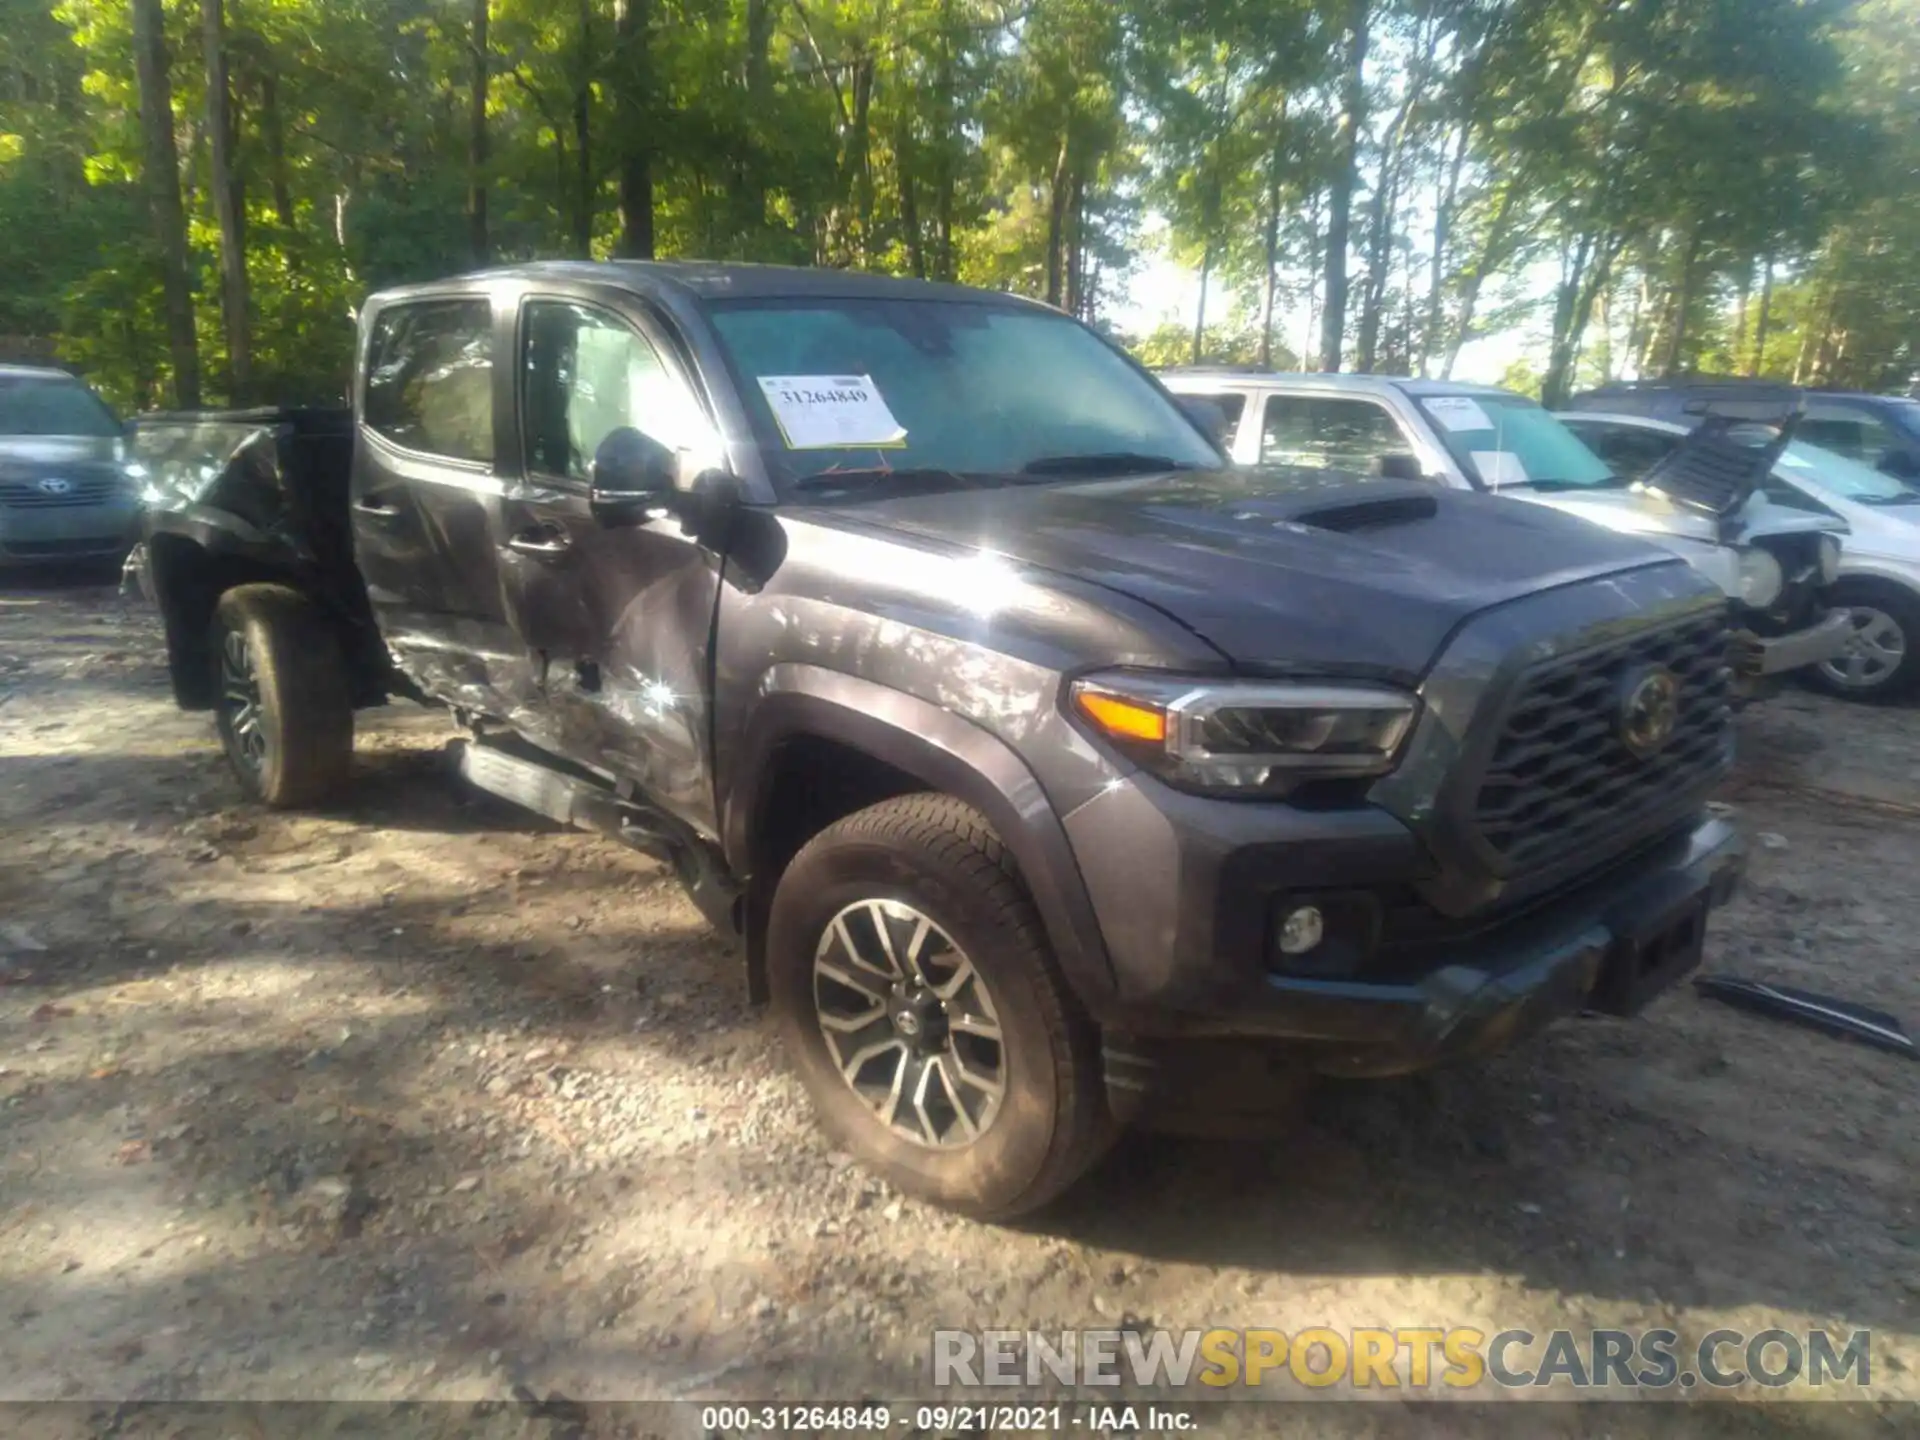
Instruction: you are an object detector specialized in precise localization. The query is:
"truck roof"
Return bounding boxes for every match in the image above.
[370,260,1050,311]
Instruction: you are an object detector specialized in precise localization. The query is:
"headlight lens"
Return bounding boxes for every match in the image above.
[1068,673,1417,796]
[1817,533,1842,586]
[1736,548,1784,608]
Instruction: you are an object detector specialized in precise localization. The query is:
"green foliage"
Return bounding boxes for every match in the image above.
[0,0,1910,409]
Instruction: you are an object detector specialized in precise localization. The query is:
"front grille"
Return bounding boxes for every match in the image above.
[0,476,122,508]
[1472,610,1731,871]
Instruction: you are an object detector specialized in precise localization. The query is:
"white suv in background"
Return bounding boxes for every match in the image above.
[1562,410,1920,702]
[1158,369,1850,703]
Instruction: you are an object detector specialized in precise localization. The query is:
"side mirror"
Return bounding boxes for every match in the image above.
[1371,452,1427,482]
[1176,396,1232,450]
[589,425,676,525]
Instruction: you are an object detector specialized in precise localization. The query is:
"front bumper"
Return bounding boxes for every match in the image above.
[1066,774,1745,1078]
[0,496,141,566]
[1734,606,1852,678]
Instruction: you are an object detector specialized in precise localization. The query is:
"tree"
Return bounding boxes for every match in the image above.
[1319,0,1368,371]
[201,0,250,398]
[128,0,199,406]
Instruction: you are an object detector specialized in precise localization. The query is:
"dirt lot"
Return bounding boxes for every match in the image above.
[2,570,1917,1436]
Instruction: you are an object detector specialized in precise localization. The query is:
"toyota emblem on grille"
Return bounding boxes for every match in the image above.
[36,476,74,495]
[1618,665,1681,758]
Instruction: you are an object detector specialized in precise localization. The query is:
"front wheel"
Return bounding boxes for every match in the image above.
[211,584,354,807]
[768,794,1115,1219]
[1804,580,1920,703]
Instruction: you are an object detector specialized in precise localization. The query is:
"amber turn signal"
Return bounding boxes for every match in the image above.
[1074,689,1168,744]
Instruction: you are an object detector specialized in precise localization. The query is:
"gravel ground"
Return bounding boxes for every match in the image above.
[2,569,1916,1438]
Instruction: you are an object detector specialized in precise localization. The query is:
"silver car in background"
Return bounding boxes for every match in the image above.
[1563,410,1920,702]
[0,365,140,570]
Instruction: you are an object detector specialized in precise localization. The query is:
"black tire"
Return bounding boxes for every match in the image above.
[210,583,354,807]
[768,794,1115,1219]
[1803,579,1920,703]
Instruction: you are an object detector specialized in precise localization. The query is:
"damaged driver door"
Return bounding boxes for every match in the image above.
[497,293,726,836]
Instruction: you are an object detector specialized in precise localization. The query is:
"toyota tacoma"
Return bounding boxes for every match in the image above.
[133,263,1745,1217]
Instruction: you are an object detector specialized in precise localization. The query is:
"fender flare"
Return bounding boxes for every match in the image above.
[722,665,1118,1009]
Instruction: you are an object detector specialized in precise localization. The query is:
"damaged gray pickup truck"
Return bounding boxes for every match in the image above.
[132,262,1745,1217]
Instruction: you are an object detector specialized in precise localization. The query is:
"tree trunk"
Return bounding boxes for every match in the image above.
[1191,237,1212,365]
[1258,142,1282,368]
[574,0,593,256]
[468,0,489,264]
[613,0,653,258]
[737,0,773,242]
[131,0,200,408]
[1748,254,1774,376]
[259,67,294,227]
[1440,184,1514,380]
[1660,229,1704,377]
[1319,0,1370,372]
[898,113,925,279]
[1421,124,1468,375]
[1064,168,1086,316]
[1044,131,1071,307]
[1355,162,1397,372]
[1539,233,1593,408]
[932,0,956,280]
[201,0,251,400]
[849,54,875,263]
[1541,232,1619,407]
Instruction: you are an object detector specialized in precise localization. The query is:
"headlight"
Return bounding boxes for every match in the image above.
[1736,548,1784,608]
[1817,533,1842,586]
[1068,673,1417,796]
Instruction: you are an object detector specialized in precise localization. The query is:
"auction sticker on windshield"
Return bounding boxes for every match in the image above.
[757,375,908,449]
[1426,396,1494,433]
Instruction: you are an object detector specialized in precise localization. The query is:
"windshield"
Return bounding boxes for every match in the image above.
[1416,393,1615,490]
[1886,398,1920,440]
[0,375,120,438]
[706,298,1221,489]
[1779,440,1920,504]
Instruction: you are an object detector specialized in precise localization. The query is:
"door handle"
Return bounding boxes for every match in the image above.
[507,527,573,559]
[352,494,401,518]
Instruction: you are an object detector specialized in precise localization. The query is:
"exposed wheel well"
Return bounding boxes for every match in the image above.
[149,534,388,709]
[741,732,942,1001]
[149,536,294,709]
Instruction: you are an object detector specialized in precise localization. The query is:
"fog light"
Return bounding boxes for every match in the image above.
[1277,905,1325,956]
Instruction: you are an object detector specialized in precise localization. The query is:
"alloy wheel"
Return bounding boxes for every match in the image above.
[811,898,1005,1148]
[1818,606,1906,691]
[219,628,269,774]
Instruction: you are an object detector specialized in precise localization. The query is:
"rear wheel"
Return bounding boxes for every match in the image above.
[210,584,354,807]
[1806,579,1920,703]
[768,794,1115,1219]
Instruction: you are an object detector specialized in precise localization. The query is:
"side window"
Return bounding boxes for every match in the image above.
[1260,395,1414,472]
[520,300,711,484]
[1571,424,1680,482]
[1184,392,1248,448]
[1801,402,1899,464]
[363,300,494,463]
[1760,474,1840,518]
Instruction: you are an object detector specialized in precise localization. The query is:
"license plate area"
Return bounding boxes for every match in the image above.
[1589,892,1709,1016]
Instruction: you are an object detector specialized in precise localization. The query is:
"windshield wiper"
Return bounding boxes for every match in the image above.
[1019,452,1200,477]
[789,466,999,495]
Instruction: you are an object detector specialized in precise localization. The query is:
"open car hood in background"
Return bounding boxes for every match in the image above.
[1637,410,1799,519]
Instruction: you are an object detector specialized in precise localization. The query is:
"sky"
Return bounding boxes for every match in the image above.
[1110,241,1536,386]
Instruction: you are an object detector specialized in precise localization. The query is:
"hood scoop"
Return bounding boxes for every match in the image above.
[1287,485,1441,533]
